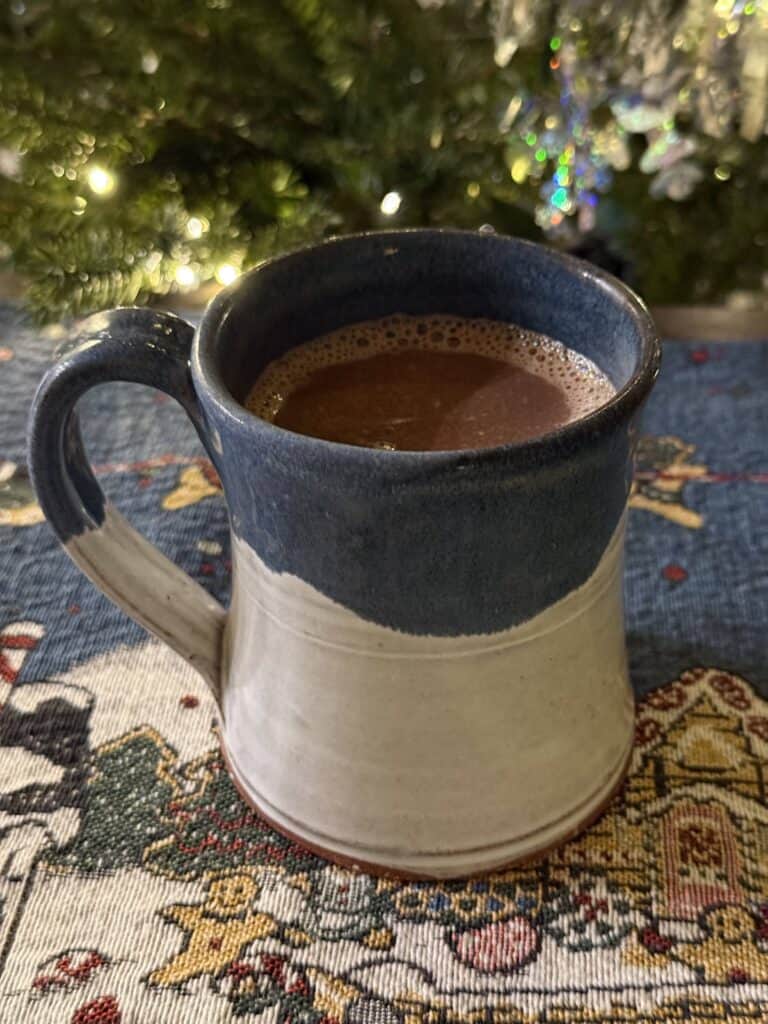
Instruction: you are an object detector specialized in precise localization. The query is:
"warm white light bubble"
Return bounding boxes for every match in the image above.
[86,165,116,196]
[175,265,199,289]
[380,191,402,216]
[216,263,240,286]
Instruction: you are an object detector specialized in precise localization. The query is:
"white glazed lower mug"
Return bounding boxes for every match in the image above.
[28,230,660,879]
[221,520,634,877]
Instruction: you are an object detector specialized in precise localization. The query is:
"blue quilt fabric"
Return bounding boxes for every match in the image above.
[1,303,766,694]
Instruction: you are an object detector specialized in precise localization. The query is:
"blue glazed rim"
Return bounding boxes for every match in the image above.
[194,228,661,468]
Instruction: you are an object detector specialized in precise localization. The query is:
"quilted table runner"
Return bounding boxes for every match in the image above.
[1,307,766,1023]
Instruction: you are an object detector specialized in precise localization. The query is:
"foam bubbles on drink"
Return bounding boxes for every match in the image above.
[246,314,615,427]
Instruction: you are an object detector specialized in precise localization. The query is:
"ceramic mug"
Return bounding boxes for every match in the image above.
[28,230,660,878]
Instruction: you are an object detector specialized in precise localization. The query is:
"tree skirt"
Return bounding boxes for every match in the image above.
[0,307,766,1023]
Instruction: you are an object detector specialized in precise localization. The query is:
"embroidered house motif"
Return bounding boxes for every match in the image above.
[22,663,762,1022]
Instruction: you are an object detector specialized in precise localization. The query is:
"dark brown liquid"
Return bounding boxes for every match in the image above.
[273,349,574,450]
[245,315,614,452]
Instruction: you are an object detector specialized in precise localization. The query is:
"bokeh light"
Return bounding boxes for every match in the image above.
[380,191,402,216]
[85,165,116,196]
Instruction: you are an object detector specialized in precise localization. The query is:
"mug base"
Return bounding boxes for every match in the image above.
[219,731,633,880]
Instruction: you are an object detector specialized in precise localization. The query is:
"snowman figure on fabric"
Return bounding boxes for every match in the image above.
[287,865,394,951]
[0,622,93,950]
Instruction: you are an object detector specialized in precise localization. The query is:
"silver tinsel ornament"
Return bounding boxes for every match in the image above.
[491,0,540,66]
[483,0,767,236]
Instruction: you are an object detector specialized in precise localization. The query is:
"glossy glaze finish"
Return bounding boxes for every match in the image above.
[28,230,660,878]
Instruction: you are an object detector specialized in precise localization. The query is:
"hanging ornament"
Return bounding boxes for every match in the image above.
[526,16,618,236]
[691,0,744,137]
[490,0,539,66]
[739,11,768,140]
[611,96,678,134]
[639,129,697,173]
[650,160,704,199]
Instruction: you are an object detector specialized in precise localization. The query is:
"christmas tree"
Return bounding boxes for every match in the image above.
[0,0,766,319]
[144,751,319,881]
[47,728,178,873]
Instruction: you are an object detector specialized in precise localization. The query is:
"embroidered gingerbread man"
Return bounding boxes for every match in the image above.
[149,873,278,988]
[670,904,768,983]
[630,435,707,529]
[632,904,768,983]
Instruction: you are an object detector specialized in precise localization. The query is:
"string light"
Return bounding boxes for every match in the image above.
[141,50,159,74]
[551,187,571,211]
[510,155,531,183]
[499,96,522,132]
[86,165,116,196]
[380,191,402,215]
[466,181,481,198]
[215,263,239,286]
[175,265,199,289]
[185,216,208,239]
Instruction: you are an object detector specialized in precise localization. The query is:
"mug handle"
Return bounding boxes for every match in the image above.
[28,308,226,706]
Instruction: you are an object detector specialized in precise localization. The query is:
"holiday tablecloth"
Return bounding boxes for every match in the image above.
[1,305,767,1023]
